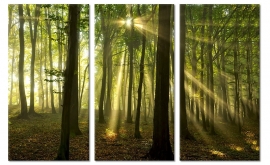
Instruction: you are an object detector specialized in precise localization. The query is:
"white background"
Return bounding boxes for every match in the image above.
[1,0,269,164]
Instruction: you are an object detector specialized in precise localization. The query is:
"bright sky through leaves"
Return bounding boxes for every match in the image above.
[126,18,132,27]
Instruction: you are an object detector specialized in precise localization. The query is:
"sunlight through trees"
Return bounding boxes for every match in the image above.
[8,4,89,160]
[180,4,260,160]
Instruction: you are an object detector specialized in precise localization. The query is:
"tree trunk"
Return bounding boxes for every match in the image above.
[207,5,215,135]
[56,7,63,113]
[39,23,45,111]
[246,13,253,118]
[122,49,128,119]
[18,4,28,119]
[70,9,82,135]
[27,4,41,115]
[134,4,145,139]
[8,5,14,37]
[98,6,109,123]
[80,64,89,110]
[9,43,15,106]
[200,5,207,131]
[180,4,193,140]
[143,80,147,123]
[221,30,228,122]
[190,17,198,122]
[46,8,56,114]
[148,4,173,160]
[170,84,174,123]
[56,4,79,160]
[44,25,49,109]
[127,6,134,123]
[105,46,112,117]
[8,5,14,106]
[233,13,241,132]
[169,6,174,124]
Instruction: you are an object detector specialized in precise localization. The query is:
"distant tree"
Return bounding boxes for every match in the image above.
[180,4,193,140]
[134,4,145,139]
[207,4,215,135]
[45,7,56,114]
[200,5,207,131]
[97,5,107,124]
[38,19,45,111]
[56,5,64,113]
[26,4,41,115]
[8,4,15,106]
[126,5,134,123]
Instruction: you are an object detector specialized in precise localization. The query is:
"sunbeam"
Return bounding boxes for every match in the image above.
[108,51,125,134]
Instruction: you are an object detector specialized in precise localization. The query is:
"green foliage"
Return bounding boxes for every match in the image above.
[44,68,64,82]
[8,3,89,110]
[185,4,259,99]
[94,4,163,111]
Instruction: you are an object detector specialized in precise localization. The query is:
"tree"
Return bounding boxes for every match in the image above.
[18,4,28,119]
[126,5,134,123]
[70,5,82,135]
[233,8,241,132]
[56,4,79,160]
[45,6,56,114]
[200,5,207,131]
[56,5,64,113]
[134,4,146,139]
[38,18,45,111]
[8,5,15,106]
[207,4,215,135]
[187,6,199,122]
[97,5,108,123]
[180,4,193,139]
[80,63,89,110]
[26,4,41,115]
[148,4,174,160]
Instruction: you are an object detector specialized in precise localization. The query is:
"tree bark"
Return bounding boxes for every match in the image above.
[44,24,49,109]
[56,4,79,160]
[18,4,28,119]
[98,6,108,123]
[127,6,134,123]
[80,64,89,110]
[134,4,145,139]
[9,43,15,106]
[27,4,41,115]
[200,5,207,131]
[233,12,241,132]
[105,46,112,117]
[207,5,215,135]
[39,25,45,111]
[56,7,63,113]
[148,4,173,160]
[8,5,14,106]
[70,8,82,135]
[46,7,56,114]
[180,4,193,140]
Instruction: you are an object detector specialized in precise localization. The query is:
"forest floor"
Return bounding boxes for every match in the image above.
[8,105,89,160]
[95,115,175,160]
[180,117,260,160]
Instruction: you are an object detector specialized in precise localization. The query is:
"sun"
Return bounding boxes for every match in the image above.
[126,18,132,27]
